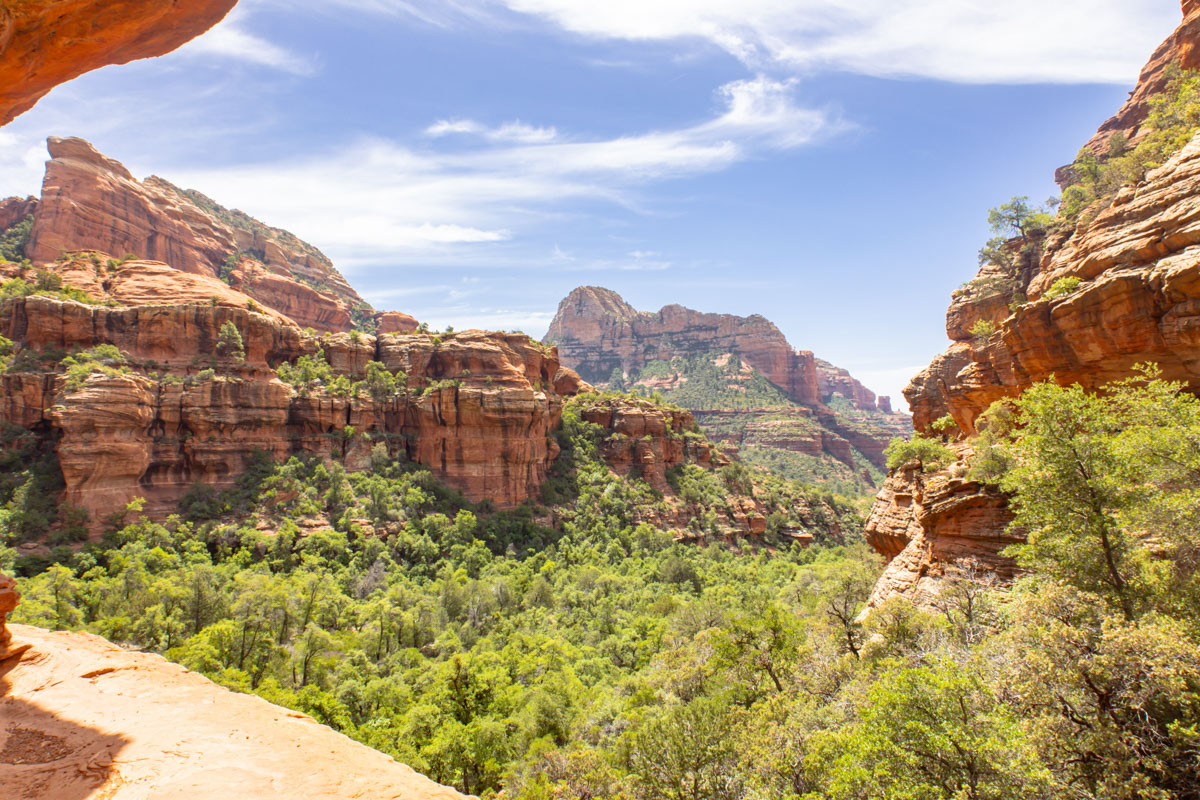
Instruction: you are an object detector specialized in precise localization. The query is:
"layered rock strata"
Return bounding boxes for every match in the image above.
[0,0,237,125]
[1,138,425,335]
[545,286,910,480]
[871,1,1200,606]
[0,291,587,528]
[546,286,826,406]
[864,457,1020,610]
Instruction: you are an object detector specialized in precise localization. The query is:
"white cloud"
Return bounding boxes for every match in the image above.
[178,7,315,75]
[427,119,559,143]
[426,119,487,136]
[160,76,833,267]
[493,0,1178,84]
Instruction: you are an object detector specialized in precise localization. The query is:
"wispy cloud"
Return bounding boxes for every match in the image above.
[427,119,559,143]
[159,75,835,269]
[177,6,316,75]
[488,0,1176,84]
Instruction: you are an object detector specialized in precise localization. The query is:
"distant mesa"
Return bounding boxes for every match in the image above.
[545,286,910,492]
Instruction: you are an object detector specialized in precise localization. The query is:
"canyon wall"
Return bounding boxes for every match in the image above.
[15,137,372,333]
[868,0,1200,607]
[0,0,237,126]
[0,279,586,528]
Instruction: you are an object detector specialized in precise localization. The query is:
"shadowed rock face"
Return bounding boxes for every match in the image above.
[870,2,1200,607]
[0,0,238,126]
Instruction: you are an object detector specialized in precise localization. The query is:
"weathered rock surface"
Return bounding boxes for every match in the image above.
[2,138,426,335]
[0,291,585,527]
[0,0,237,126]
[545,286,910,479]
[546,286,823,405]
[1073,0,1200,162]
[864,457,1020,610]
[0,623,465,799]
[18,137,368,333]
[874,3,1200,606]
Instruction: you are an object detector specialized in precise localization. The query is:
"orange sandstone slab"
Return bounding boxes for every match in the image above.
[0,624,465,799]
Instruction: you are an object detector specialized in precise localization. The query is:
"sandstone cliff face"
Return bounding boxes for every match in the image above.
[0,291,586,528]
[872,2,1200,606]
[15,137,370,333]
[0,623,466,799]
[864,455,1020,610]
[1074,0,1200,161]
[0,0,237,126]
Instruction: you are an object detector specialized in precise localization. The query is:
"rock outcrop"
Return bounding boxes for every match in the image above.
[864,456,1020,610]
[0,0,237,126]
[0,575,24,661]
[1074,0,1200,161]
[545,286,910,483]
[17,137,369,333]
[546,286,824,406]
[0,621,466,799]
[2,138,427,335]
[0,289,586,528]
[871,1,1200,606]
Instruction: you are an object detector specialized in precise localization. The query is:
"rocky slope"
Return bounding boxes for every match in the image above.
[545,286,910,491]
[0,621,465,799]
[868,0,1200,607]
[0,0,238,126]
[2,138,387,333]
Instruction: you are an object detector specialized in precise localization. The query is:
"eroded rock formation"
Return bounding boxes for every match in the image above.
[864,456,1020,610]
[0,623,466,798]
[546,286,825,406]
[870,1,1200,606]
[545,286,910,480]
[0,0,238,126]
[0,574,22,659]
[1,138,426,335]
[0,288,586,528]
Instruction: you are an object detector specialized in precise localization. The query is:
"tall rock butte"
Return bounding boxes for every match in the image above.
[866,0,1200,609]
[0,0,238,126]
[7,137,379,333]
[545,286,910,484]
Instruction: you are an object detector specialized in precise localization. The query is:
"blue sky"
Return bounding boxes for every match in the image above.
[0,0,1182,408]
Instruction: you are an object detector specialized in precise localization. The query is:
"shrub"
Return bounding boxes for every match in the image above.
[884,435,956,471]
[1043,276,1082,300]
[969,319,997,341]
[60,345,129,390]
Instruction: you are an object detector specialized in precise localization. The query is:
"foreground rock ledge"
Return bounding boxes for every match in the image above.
[0,624,465,799]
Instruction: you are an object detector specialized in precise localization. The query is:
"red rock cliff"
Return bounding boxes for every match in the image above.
[871,2,1200,606]
[18,137,372,333]
[0,0,238,126]
[0,283,587,528]
[546,286,822,405]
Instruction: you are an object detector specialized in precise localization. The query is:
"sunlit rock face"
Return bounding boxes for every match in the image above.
[871,1,1200,607]
[0,288,588,529]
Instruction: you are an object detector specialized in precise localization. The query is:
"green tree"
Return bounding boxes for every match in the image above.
[216,321,245,364]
